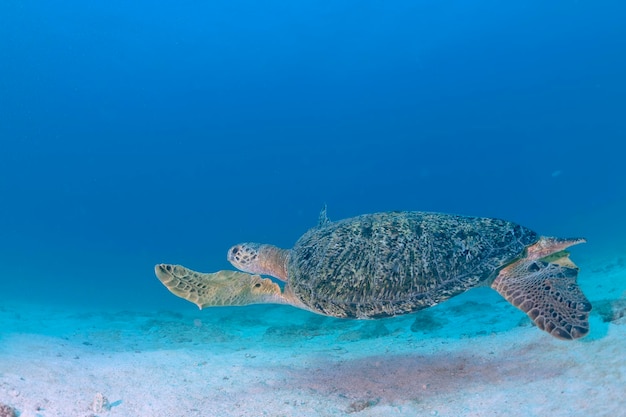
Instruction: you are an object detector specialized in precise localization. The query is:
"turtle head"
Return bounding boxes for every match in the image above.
[227,242,290,281]
[228,243,263,273]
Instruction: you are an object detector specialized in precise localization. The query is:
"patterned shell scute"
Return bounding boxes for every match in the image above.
[288,211,539,318]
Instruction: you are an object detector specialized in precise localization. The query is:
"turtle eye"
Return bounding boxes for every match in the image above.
[528,262,541,272]
[232,247,239,255]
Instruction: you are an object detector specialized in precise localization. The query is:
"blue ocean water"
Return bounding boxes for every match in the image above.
[2,3,626,417]
[0,0,625,314]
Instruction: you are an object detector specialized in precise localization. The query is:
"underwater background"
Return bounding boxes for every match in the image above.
[1,1,625,322]
[1,2,626,417]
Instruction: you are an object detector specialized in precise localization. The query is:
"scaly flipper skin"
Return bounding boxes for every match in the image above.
[155,264,286,309]
[491,238,592,340]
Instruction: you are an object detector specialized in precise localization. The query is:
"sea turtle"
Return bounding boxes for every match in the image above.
[155,209,592,340]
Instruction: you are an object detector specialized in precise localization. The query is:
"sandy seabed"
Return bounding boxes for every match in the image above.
[1,253,624,417]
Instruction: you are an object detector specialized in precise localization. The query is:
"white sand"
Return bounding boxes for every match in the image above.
[1,254,624,417]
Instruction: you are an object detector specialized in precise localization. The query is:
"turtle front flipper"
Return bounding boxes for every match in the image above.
[491,258,592,340]
[155,264,286,309]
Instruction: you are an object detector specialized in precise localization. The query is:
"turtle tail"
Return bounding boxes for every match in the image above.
[491,253,592,340]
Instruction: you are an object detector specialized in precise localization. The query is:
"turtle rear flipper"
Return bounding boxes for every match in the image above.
[155,264,286,309]
[492,259,592,340]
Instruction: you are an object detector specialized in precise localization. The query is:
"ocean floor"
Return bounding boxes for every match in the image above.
[1,252,624,417]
